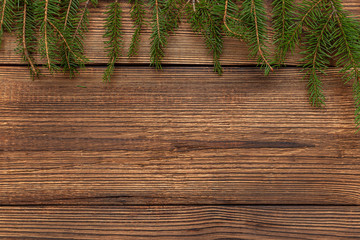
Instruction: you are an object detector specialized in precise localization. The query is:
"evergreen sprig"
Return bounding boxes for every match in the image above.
[103,0,123,82]
[240,0,273,74]
[61,0,84,76]
[34,0,62,72]
[220,0,244,39]
[187,0,223,74]
[149,0,184,69]
[330,0,360,129]
[300,0,332,107]
[271,0,296,65]
[15,0,39,79]
[128,0,145,57]
[0,0,16,44]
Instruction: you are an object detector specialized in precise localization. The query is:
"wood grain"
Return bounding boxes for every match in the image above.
[1,206,360,239]
[1,66,360,205]
[0,0,358,66]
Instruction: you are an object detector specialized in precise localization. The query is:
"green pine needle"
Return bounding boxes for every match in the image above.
[128,0,145,57]
[187,0,223,75]
[271,0,296,65]
[103,0,123,82]
[15,0,39,79]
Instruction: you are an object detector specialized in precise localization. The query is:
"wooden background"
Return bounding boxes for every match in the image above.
[1,0,360,239]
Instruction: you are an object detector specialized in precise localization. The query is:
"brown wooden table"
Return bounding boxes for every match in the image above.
[1,0,360,239]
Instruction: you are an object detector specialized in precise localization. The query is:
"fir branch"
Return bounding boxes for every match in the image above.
[48,20,86,63]
[0,0,15,44]
[279,0,323,63]
[329,0,360,129]
[187,0,223,74]
[103,0,123,82]
[150,0,185,69]
[73,0,91,39]
[301,10,333,107]
[34,0,61,72]
[15,0,39,79]
[271,0,296,65]
[150,0,167,69]
[241,0,273,74]
[128,0,145,57]
[60,0,89,77]
[223,0,243,38]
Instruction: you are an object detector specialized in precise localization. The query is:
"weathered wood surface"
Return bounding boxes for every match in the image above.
[2,1,360,237]
[0,0,358,66]
[1,206,360,239]
[1,66,360,205]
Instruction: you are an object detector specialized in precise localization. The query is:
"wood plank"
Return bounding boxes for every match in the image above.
[1,206,360,239]
[0,0,358,66]
[1,66,360,205]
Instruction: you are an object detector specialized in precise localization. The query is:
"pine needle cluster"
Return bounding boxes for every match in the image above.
[187,0,223,74]
[149,0,184,69]
[128,0,145,57]
[103,0,123,82]
[210,0,273,74]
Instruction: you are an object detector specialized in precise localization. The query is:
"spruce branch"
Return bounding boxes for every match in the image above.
[150,0,185,69]
[222,0,243,38]
[73,0,96,40]
[0,0,15,44]
[301,9,333,107]
[103,0,123,82]
[128,0,145,57]
[329,0,360,129]
[34,0,61,72]
[149,0,164,69]
[279,0,323,63]
[241,0,273,74]
[187,0,223,74]
[271,0,296,65]
[15,0,39,79]
[60,0,89,77]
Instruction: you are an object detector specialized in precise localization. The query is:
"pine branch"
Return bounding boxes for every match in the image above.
[150,0,185,69]
[279,0,323,63]
[15,0,39,79]
[103,0,123,82]
[301,5,333,107]
[329,0,360,130]
[241,0,273,74]
[222,0,244,38]
[60,0,89,77]
[34,0,61,72]
[271,0,296,65]
[128,0,145,57]
[187,0,223,74]
[0,0,15,44]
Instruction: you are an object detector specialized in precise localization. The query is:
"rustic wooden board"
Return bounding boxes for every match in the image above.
[1,206,360,239]
[0,0,358,66]
[1,66,360,205]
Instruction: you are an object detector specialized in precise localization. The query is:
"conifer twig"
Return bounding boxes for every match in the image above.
[128,0,145,57]
[103,0,123,82]
[21,3,37,77]
[73,0,90,39]
[251,0,273,72]
[47,20,85,63]
[223,0,242,38]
